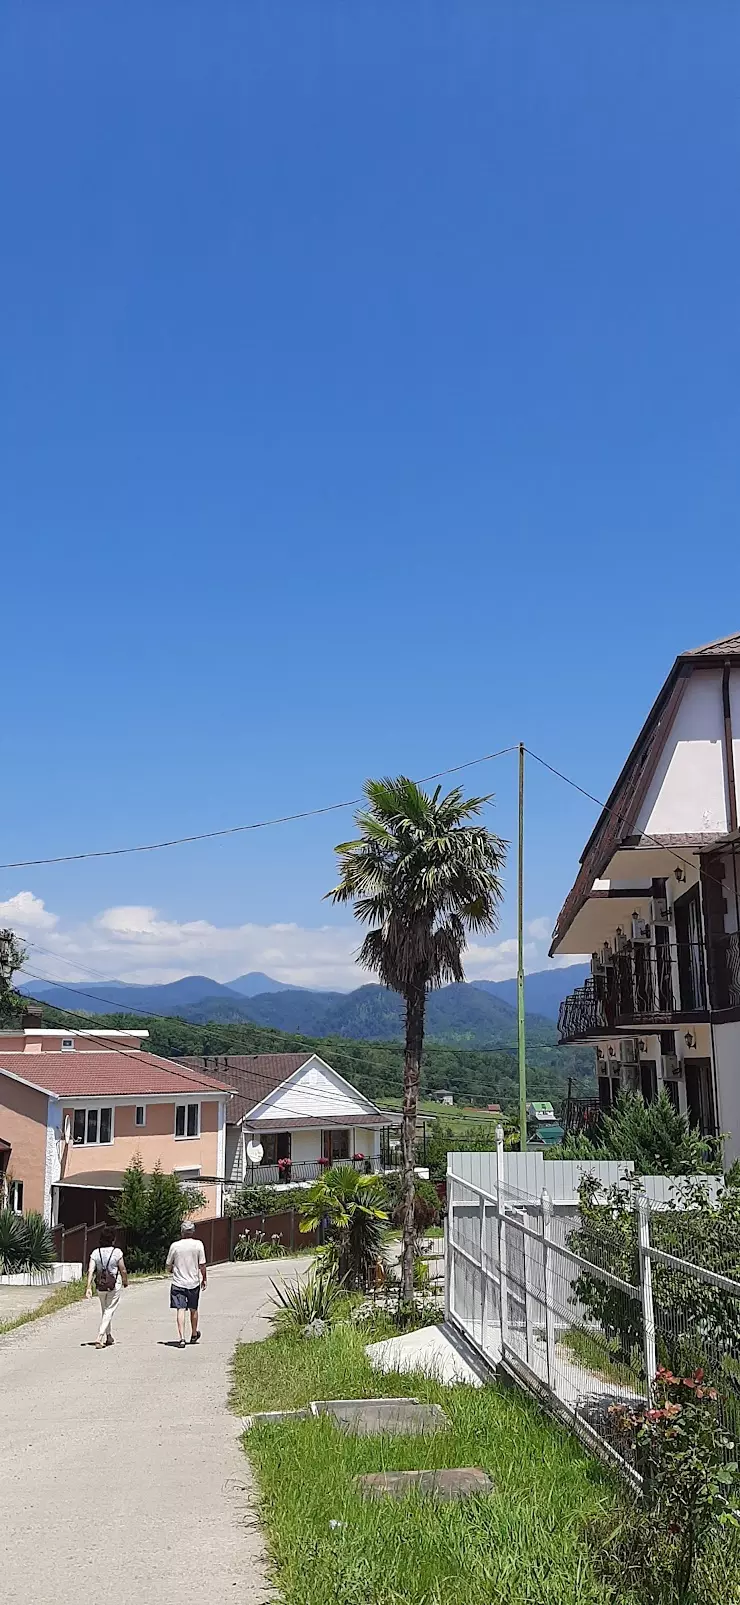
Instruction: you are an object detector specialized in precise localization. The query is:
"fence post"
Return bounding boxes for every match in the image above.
[540,1189,555,1391]
[637,1192,657,1402]
[495,1125,509,1352]
[479,1191,488,1350]
[228,1213,234,1262]
[83,1223,88,1275]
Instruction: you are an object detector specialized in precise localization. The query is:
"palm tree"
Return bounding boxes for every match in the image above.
[299,1165,388,1289]
[327,777,506,1302]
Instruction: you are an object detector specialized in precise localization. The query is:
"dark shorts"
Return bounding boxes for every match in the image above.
[170,1284,200,1311]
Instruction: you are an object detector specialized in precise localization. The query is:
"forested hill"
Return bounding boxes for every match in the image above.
[33,998,595,1114]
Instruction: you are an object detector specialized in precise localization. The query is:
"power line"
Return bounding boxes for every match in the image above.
[0,746,518,871]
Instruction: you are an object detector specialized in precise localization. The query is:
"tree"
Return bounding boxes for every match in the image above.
[299,1164,388,1289]
[113,1157,207,1270]
[327,777,506,1301]
[0,929,28,1025]
[582,1091,719,1176]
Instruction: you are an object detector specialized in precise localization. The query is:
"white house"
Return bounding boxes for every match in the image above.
[182,1051,393,1185]
[552,631,740,1161]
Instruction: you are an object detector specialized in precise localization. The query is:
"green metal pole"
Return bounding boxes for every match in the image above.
[518,743,527,1153]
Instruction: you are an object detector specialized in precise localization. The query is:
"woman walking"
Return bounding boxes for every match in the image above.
[85,1225,128,1349]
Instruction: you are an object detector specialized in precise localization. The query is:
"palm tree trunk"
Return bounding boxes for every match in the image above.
[401,981,426,1303]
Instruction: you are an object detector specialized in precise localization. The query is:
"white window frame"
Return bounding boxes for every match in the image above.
[174,1102,201,1140]
[134,1105,146,1128]
[71,1106,115,1147]
[61,1037,75,1051]
[174,1165,202,1181]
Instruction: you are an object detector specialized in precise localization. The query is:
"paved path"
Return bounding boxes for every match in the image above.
[0,1259,307,1604]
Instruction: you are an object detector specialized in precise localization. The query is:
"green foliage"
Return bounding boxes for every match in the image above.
[0,928,28,1024]
[0,1208,55,1273]
[570,1175,740,1378]
[594,1091,720,1175]
[232,1229,287,1261]
[300,1166,388,1290]
[112,1156,207,1271]
[382,1171,441,1235]
[605,1368,740,1604]
[224,1183,310,1218]
[269,1264,345,1331]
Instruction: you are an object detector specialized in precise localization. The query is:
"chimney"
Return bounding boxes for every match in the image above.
[22,1005,43,1029]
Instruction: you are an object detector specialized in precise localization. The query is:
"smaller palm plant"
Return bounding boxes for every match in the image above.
[299,1165,388,1290]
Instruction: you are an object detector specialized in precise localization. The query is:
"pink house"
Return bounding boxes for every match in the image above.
[0,1023,232,1225]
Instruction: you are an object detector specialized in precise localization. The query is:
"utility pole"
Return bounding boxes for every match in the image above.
[518,742,527,1152]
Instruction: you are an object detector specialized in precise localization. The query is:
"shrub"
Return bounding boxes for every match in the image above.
[605,1368,740,1604]
[113,1157,207,1271]
[0,1208,55,1274]
[224,1182,309,1218]
[269,1265,343,1331]
[233,1230,287,1262]
[593,1091,719,1175]
[383,1171,441,1235]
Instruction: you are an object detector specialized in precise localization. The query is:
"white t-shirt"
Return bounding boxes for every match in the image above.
[90,1246,125,1290]
[166,1237,206,1289]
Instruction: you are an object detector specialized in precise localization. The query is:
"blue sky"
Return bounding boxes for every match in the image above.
[2,4,740,989]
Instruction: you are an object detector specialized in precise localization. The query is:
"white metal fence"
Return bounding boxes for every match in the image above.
[446,1141,740,1476]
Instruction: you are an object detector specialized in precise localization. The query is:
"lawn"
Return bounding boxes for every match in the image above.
[232,1320,626,1605]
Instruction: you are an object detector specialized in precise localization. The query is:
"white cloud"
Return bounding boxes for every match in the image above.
[4,891,581,992]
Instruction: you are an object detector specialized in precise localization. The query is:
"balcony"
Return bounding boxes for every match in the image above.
[558,940,709,1043]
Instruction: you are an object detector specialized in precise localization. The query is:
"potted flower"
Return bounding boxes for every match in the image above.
[277,1156,292,1181]
[317,1155,331,1168]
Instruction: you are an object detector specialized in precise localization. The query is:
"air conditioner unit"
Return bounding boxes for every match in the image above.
[631,917,651,943]
[661,1053,680,1079]
[620,1038,639,1066]
[591,952,607,978]
[650,898,670,925]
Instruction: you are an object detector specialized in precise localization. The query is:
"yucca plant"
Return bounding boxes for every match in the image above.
[0,1208,55,1275]
[269,1265,344,1331]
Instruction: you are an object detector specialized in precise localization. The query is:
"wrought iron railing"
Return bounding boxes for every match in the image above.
[230,1154,398,1188]
[707,932,740,1011]
[558,941,709,1042]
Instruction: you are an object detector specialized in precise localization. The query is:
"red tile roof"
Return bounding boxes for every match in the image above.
[0,1051,232,1099]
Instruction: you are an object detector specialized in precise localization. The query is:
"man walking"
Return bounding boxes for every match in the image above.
[165,1220,207,1348]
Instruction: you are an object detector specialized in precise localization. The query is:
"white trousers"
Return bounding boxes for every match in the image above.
[97,1288,121,1339]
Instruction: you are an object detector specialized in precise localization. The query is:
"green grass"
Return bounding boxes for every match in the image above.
[232,1321,627,1605]
[0,1277,86,1335]
[558,1328,642,1392]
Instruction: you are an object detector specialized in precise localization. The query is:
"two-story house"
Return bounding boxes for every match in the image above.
[0,1022,232,1224]
[552,632,740,1161]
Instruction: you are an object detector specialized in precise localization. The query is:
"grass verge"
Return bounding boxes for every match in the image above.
[0,1277,86,1335]
[232,1320,626,1605]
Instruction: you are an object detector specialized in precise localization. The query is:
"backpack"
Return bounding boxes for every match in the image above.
[95,1247,118,1293]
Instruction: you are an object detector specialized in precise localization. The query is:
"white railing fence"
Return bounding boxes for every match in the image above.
[446,1135,740,1477]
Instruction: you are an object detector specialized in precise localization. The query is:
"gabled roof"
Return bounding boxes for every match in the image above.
[0,1051,232,1099]
[551,634,740,952]
[182,1053,312,1122]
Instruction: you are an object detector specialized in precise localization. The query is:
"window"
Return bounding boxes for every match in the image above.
[174,1166,201,1181]
[61,1037,74,1051]
[135,1106,146,1128]
[322,1128,350,1162]
[72,1106,114,1146]
[7,1179,23,1213]
[175,1102,200,1139]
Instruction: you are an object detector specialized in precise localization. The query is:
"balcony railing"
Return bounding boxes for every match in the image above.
[558,941,708,1043]
[707,932,740,1011]
[230,1155,398,1188]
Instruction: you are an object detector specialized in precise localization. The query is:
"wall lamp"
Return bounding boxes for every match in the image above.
[684,1031,696,1050]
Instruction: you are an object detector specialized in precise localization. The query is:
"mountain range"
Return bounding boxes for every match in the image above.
[20,963,588,1048]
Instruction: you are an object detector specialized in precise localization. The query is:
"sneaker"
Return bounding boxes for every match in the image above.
[190,1331,201,1345]
[106,1334,115,1346]
[178,1338,187,1349]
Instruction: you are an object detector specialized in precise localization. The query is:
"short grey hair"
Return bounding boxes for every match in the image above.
[182,1220,196,1235]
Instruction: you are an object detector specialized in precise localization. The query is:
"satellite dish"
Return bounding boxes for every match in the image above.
[246,1138,264,1165]
[63,1116,71,1143]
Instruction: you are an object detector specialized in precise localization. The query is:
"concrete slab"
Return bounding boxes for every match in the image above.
[312,1396,449,1435]
[365,1322,490,1387]
[243,1408,310,1429]
[355,1467,494,1501]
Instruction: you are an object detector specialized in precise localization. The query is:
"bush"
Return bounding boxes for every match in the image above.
[299,1166,388,1290]
[383,1171,441,1235]
[113,1157,207,1271]
[0,1208,55,1274]
[604,1368,740,1604]
[224,1182,310,1218]
[269,1265,344,1331]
